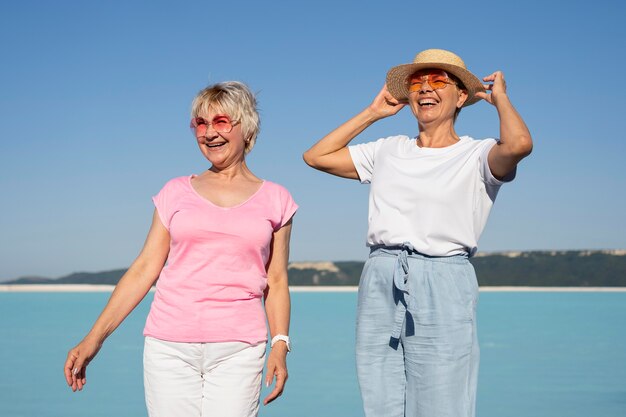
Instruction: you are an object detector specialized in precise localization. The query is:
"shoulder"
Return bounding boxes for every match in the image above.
[167,175,191,185]
[386,134,413,142]
[458,136,499,156]
[262,180,295,198]
[460,136,498,149]
[353,134,412,152]
[259,181,298,225]
[156,175,192,195]
[375,134,412,147]
[152,176,192,220]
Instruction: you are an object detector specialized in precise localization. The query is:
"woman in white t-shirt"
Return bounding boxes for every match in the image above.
[303,49,532,417]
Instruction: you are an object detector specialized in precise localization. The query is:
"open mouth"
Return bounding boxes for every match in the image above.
[418,98,438,107]
[205,141,226,148]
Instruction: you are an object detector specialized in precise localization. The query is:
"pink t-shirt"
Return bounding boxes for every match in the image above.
[143,176,298,344]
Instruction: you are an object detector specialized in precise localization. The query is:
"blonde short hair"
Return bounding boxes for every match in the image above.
[191,81,260,154]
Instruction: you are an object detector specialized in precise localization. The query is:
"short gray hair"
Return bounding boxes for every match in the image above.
[191,81,260,154]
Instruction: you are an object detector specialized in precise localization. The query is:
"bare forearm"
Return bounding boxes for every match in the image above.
[303,85,404,177]
[477,71,533,178]
[496,95,533,157]
[303,108,382,178]
[487,94,533,179]
[265,279,290,337]
[85,259,159,344]
[304,108,378,162]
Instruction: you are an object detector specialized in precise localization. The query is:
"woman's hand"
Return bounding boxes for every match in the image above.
[475,71,508,106]
[367,84,406,119]
[64,335,102,392]
[263,343,289,405]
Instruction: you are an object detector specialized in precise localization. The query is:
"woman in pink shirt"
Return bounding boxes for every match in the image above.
[64,81,297,417]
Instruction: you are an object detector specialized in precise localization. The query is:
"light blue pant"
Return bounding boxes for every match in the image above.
[355,245,479,417]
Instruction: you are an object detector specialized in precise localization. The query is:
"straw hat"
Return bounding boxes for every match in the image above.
[386,49,485,107]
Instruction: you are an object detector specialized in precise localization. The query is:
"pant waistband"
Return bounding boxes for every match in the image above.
[369,244,469,264]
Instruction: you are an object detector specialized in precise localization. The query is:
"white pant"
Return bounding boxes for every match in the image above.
[143,336,266,417]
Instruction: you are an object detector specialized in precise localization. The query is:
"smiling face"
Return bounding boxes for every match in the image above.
[407,69,468,125]
[190,81,260,155]
[193,108,247,168]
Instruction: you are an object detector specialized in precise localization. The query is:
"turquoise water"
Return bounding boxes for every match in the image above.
[1,291,625,417]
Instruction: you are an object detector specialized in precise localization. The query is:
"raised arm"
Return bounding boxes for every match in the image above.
[303,85,405,179]
[64,209,170,392]
[476,71,533,179]
[262,219,293,405]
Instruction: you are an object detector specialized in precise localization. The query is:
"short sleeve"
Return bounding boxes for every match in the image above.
[479,139,516,185]
[275,185,298,231]
[348,139,384,184]
[152,177,185,231]
[479,139,516,200]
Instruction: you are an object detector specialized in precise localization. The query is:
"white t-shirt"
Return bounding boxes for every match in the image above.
[348,135,514,257]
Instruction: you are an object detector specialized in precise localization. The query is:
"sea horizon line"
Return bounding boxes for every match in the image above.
[2,284,626,293]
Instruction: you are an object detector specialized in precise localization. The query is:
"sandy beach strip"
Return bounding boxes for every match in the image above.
[292,286,626,292]
[0,284,120,292]
[477,286,626,292]
[1,284,626,293]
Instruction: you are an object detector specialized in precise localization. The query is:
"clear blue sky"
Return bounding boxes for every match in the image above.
[1,0,625,280]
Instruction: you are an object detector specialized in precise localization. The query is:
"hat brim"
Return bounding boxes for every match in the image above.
[386,63,485,107]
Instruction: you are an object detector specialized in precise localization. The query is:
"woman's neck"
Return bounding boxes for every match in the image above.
[207,160,257,182]
[416,120,460,148]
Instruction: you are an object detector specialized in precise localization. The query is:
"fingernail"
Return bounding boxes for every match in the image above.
[72,368,79,375]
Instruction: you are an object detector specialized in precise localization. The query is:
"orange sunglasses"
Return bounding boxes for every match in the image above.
[408,70,456,93]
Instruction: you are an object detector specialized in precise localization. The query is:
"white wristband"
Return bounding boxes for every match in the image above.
[270,334,291,352]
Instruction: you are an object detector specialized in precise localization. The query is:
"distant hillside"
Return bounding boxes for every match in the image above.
[471,250,626,286]
[288,251,626,287]
[4,250,626,287]
[6,269,127,285]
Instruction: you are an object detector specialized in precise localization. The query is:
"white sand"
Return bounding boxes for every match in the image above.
[291,286,626,293]
[0,284,120,292]
[477,286,626,292]
[1,284,626,293]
